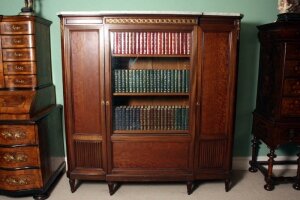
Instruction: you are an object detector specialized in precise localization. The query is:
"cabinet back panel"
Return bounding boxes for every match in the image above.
[70,30,102,134]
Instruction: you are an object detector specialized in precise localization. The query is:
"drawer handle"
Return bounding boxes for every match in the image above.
[2,153,28,162]
[15,79,25,84]
[0,130,26,140]
[14,52,23,57]
[15,65,25,71]
[11,25,21,31]
[13,39,23,44]
[3,177,29,186]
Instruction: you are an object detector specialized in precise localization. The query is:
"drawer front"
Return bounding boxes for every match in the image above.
[0,21,33,34]
[5,75,37,88]
[283,79,300,96]
[285,43,300,59]
[0,169,42,191]
[278,127,300,144]
[284,60,300,77]
[3,62,36,75]
[0,92,34,114]
[1,35,35,48]
[0,147,40,168]
[2,49,35,61]
[281,98,300,116]
[0,125,36,145]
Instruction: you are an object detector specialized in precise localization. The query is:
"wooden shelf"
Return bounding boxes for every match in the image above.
[113,92,189,96]
[113,130,189,134]
[112,54,190,58]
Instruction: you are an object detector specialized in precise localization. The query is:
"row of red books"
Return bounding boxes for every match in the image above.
[111,31,191,55]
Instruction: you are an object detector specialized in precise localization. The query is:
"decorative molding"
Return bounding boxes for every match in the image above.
[105,18,197,25]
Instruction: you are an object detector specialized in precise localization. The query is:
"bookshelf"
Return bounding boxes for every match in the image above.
[59,12,242,195]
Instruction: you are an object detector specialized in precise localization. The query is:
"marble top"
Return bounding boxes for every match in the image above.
[57,11,242,17]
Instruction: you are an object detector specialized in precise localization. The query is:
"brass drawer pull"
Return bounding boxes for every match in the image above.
[2,153,28,162]
[14,52,23,57]
[3,177,29,186]
[11,25,21,31]
[15,65,25,71]
[14,79,25,84]
[13,39,23,44]
[1,130,26,140]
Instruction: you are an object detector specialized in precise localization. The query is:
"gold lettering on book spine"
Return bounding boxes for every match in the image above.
[105,18,197,25]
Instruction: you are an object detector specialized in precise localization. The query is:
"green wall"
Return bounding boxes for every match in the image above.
[1,0,291,157]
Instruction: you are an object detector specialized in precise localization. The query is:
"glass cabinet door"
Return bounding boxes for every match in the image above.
[109,30,192,134]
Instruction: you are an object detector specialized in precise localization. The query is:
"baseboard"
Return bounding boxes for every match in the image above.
[233,156,298,170]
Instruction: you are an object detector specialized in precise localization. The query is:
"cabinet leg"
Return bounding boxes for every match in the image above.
[108,182,120,195]
[187,181,193,195]
[225,178,231,192]
[249,136,259,172]
[69,179,77,193]
[293,153,300,190]
[33,193,49,200]
[264,149,276,191]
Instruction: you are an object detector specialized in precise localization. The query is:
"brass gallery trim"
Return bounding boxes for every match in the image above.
[105,18,198,25]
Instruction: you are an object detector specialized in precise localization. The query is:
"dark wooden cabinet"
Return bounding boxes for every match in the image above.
[0,15,65,200]
[0,105,65,199]
[59,12,242,195]
[250,15,300,191]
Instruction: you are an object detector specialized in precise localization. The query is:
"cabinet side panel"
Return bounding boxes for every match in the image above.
[69,30,102,134]
[200,32,230,136]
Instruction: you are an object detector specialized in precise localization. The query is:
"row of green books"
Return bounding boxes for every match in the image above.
[113,105,189,131]
[113,69,189,93]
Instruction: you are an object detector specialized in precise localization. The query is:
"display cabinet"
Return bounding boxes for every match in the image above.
[250,14,300,191]
[59,12,242,195]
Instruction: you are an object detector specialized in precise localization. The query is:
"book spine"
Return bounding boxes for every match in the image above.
[139,32,143,54]
[187,32,191,55]
[183,33,187,55]
[128,70,133,93]
[143,32,147,54]
[136,32,139,55]
[147,32,151,55]
[153,32,157,55]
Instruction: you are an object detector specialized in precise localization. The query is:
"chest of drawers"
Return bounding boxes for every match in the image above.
[0,16,56,120]
[0,105,65,199]
[250,18,300,191]
[0,15,65,200]
[0,16,52,89]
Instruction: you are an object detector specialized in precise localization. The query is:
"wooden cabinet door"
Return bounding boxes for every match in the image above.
[195,17,240,178]
[103,22,197,181]
[61,19,107,179]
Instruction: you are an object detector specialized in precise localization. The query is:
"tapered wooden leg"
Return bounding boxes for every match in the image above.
[293,153,300,190]
[69,179,76,193]
[108,182,120,195]
[225,178,231,192]
[187,181,193,195]
[249,136,259,172]
[264,149,276,191]
[33,193,49,200]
